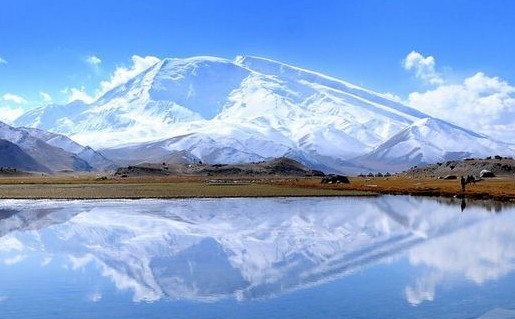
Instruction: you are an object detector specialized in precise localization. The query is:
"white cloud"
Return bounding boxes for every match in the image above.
[0,106,24,124]
[407,72,515,140]
[88,292,102,302]
[0,237,23,251]
[380,92,403,103]
[2,93,27,104]
[41,256,53,267]
[62,86,95,104]
[86,55,102,66]
[40,91,52,103]
[0,57,6,65]
[99,55,160,94]
[69,254,94,270]
[3,254,27,266]
[403,51,444,85]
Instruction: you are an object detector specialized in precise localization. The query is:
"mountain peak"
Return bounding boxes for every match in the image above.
[164,56,233,64]
[235,55,286,67]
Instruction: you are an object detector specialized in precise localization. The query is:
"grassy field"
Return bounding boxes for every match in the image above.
[0,176,371,199]
[0,174,513,200]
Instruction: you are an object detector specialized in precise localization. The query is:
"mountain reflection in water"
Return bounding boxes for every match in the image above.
[0,197,514,311]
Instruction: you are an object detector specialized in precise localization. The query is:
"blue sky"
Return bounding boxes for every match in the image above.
[1,0,514,137]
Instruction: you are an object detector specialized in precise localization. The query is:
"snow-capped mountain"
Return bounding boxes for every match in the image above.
[13,56,515,172]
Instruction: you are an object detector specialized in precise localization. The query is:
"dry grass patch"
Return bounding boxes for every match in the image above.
[0,179,373,199]
[277,176,515,201]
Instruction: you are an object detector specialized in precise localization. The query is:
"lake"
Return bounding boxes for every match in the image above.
[0,196,514,318]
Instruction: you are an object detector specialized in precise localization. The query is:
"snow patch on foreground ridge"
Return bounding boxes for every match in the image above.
[13,56,515,172]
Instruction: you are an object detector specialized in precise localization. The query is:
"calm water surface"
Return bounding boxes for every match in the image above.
[0,196,514,319]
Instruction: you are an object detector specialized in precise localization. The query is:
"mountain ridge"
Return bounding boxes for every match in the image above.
[355,117,514,171]
[0,139,50,172]
[0,120,115,172]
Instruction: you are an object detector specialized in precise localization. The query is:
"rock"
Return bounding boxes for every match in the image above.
[321,174,350,184]
[443,175,457,180]
[480,170,496,178]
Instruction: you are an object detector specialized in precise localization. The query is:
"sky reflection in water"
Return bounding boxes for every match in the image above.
[0,196,514,319]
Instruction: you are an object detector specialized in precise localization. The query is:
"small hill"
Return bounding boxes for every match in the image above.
[401,156,515,178]
[113,157,325,178]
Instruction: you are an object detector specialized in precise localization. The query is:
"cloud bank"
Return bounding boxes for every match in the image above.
[404,51,515,140]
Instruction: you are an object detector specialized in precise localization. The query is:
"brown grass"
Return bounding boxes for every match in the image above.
[277,176,515,201]
[0,175,372,199]
[0,174,513,201]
